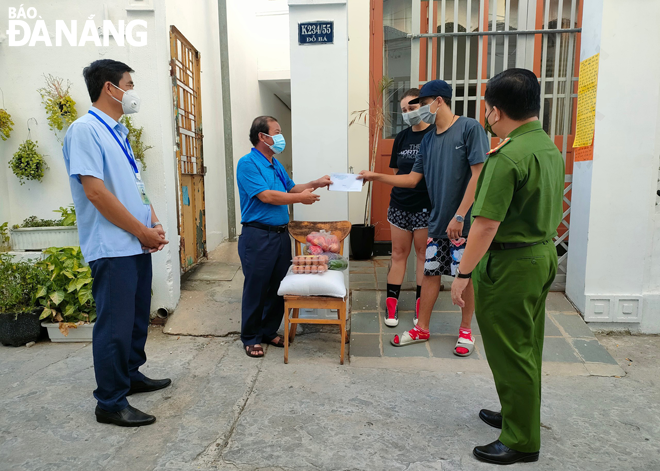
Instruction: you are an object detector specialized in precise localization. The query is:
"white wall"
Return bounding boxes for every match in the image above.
[255,0,290,81]
[164,0,229,250]
[565,0,602,313]
[227,0,293,234]
[566,0,660,333]
[0,1,182,313]
[289,0,348,223]
[347,0,370,224]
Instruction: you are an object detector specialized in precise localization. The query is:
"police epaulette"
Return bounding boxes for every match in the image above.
[486,137,511,156]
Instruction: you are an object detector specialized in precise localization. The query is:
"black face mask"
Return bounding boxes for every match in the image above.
[483,109,497,136]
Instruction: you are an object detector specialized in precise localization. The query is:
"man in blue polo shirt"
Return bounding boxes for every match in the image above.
[237,116,331,358]
[63,59,170,427]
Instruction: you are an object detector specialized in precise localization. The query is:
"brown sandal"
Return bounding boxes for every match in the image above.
[265,336,285,348]
[245,345,264,358]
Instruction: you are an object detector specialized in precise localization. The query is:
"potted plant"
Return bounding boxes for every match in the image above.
[38,74,78,143]
[348,76,393,259]
[36,246,96,342]
[0,254,49,347]
[10,205,78,251]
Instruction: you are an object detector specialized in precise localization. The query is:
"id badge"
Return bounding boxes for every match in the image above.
[136,180,151,205]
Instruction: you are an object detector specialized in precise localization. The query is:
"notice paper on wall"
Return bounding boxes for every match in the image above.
[573,53,600,148]
[328,173,363,192]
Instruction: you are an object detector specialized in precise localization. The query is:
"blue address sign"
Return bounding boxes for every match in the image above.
[298,21,334,45]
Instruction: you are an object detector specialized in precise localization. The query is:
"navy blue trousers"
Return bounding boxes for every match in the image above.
[89,253,152,412]
[238,226,291,346]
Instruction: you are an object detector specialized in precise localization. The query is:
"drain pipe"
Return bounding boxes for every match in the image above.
[217,0,237,241]
[151,308,170,326]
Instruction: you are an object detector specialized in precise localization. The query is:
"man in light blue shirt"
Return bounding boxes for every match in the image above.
[63,59,170,427]
[236,116,330,358]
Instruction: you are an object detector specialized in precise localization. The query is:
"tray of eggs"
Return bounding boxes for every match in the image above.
[291,255,329,274]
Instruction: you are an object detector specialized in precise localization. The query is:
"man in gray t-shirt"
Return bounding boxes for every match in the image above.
[413,116,488,240]
[359,79,488,358]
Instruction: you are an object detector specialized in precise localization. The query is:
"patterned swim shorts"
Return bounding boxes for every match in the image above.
[387,206,430,233]
[424,237,466,276]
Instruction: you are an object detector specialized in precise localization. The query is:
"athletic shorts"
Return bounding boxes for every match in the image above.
[387,206,430,233]
[424,237,466,276]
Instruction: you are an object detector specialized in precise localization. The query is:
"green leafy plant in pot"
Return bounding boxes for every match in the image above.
[0,254,49,347]
[348,76,393,260]
[36,247,96,337]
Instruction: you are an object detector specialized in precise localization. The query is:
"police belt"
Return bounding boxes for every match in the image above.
[242,221,289,233]
[489,240,545,251]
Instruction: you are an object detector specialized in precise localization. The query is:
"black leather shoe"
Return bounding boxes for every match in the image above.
[473,440,539,465]
[127,377,172,396]
[479,409,503,429]
[95,405,156,427]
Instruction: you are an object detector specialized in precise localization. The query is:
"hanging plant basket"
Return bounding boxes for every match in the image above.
[0,108,13,141]
[9,139,48,184]
[38,74,78,140]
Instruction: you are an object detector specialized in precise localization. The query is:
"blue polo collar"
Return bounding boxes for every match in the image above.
[252,147,274,166]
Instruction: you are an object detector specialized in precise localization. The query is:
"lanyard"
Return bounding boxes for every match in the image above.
[89,110,139,177]
[253,148,288,190]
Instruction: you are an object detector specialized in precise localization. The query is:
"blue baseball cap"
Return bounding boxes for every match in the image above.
[409,80,453,104]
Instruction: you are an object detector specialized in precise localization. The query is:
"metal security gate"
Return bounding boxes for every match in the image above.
[170,26,207,273]
[372,0,581,287]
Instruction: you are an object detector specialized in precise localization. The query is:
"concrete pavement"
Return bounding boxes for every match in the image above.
[1,329,659,471]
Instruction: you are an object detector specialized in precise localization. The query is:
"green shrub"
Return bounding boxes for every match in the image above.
[0,254,49,314]
[53,204,76,226]
[120,116,153,171]
[0,222,9,251]
[36,247,96,323]
[13,215,62,229]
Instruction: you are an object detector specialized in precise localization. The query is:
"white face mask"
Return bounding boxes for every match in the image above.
[111,83,140,115]
[402,108,423,126]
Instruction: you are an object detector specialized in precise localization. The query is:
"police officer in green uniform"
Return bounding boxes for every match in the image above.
[450,68,565,465]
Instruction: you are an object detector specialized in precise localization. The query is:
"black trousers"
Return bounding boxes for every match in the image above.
[88,253,152,412]
[238,225,291,346]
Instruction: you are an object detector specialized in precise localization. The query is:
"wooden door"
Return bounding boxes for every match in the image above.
[170,26,207,273]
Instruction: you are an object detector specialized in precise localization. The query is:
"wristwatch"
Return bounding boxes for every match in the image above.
[152,222,162,228]
[455,214,465,223]
[456,267,472,279]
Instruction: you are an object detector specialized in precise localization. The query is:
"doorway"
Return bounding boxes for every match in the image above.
[370,0,581,286]
[170,26,207,273]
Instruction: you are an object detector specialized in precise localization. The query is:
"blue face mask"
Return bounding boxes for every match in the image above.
[264,133,286,154]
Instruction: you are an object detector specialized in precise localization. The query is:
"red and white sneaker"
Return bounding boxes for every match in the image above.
[391,325,430,347]
[454,328,475,357]
[384,297,399,327]
[413,298,420,326]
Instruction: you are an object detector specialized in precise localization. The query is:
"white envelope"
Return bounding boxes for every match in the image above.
[328,173,363,192]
